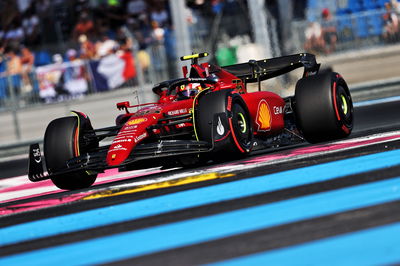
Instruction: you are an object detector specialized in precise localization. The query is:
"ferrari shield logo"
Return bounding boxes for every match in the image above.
[256,99,272,131]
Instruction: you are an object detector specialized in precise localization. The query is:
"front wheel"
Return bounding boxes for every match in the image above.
[44,114,98,190]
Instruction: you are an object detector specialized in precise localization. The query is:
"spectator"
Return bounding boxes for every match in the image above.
[321,8,337,54]
[63,48,89,97]
[383,1,400,42]
[5,45,22,96]
[66,48,78,62]
[5,46,22,76]
[149,0,170,27]
[78,34,96,59]
[304,21,324,53]
[97,38,126,89]
[96,36,118,58]
[150,20,165,43]
[73,12,95,41]
[391,0,400,15]
[117,34,137,83]
[150,20,167,82]
[20,46,35,94]
[20,46,34,72]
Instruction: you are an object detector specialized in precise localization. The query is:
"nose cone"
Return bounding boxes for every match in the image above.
[106,116,153,166]
[106,148,130,166]
[106,136,135,166]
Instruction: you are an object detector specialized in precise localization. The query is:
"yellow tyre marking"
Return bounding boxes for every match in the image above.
[341,94,348,115]
[192,88,210,141]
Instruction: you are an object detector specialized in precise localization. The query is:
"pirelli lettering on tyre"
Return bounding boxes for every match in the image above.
[127,118,147,125]
[256,99,272,131]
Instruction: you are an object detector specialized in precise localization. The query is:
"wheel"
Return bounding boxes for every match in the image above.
[44,114,98,190]
[294,71,353,143]
[194,90,253,156]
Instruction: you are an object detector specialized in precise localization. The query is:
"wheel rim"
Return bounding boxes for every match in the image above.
[336,85,353,127]
[237,112,247,133]
[340,94,348,115]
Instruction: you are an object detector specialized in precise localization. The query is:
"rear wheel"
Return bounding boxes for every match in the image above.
[44,114,98,190]
[294,71,353,143]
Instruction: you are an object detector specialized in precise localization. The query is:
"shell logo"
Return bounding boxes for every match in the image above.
[256,99,272,131]
[127,118,147,125]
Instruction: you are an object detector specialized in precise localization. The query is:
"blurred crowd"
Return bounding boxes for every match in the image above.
[1,0,399,104]
[304,0,400,54]
[0,0,229,80]
[0,0,233,104]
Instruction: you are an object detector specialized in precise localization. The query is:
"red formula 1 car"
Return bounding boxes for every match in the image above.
[28,52,353,190]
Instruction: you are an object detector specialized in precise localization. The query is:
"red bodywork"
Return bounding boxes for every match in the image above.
[106,61,286,167]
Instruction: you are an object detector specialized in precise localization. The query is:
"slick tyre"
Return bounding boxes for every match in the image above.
[44,116,97,190]
[294,71,353,143]
[195,90,253,157]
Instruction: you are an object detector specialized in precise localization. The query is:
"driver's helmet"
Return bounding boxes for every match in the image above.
[179,83,201,97]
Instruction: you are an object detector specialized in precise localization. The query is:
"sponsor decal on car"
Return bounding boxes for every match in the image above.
[113,138,132,144]
[109,144,128,152]
[256,99,272,131]
[176,123,189,128]
[33,148,41,163]
[217,117,225,135]
[167,108,188,116]
[127,118,147,125]
[134,132,147,143]
[124,125,138,130]
[273,106,283,115]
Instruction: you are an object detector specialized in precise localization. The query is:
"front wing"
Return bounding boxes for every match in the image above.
[28,140,212,182]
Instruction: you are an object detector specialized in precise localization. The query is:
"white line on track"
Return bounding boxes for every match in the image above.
[354,95,400,107]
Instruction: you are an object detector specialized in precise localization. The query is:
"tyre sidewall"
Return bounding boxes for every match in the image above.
[44,116,97,190]
[294,72,353,143]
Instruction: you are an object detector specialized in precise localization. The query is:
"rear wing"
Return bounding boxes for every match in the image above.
[221,53,320,83]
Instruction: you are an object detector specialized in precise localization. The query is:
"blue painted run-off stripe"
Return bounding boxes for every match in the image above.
[1,149,400,247]
[211,222,400,266]
[1,176,400,265]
